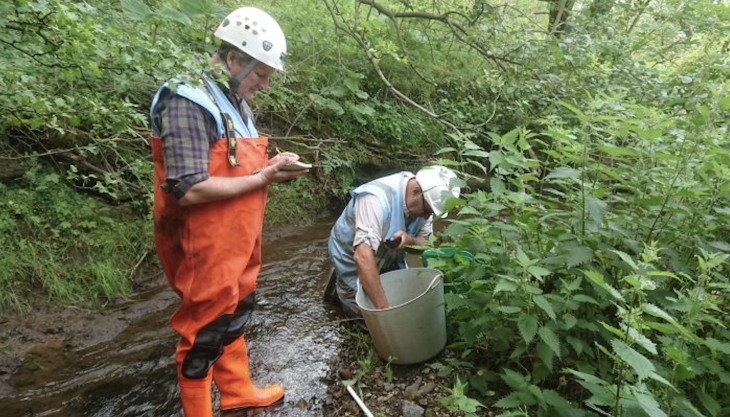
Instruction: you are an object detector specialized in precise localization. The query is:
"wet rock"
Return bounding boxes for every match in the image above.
[404,377,422,400]
[425,409,438,417]
[344,399,360,414]
[418,381,436,396]
[338,367,352,380]
[402,400,425,417]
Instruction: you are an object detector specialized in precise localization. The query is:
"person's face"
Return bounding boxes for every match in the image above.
[418,192,434,219]
[230,58,276,100]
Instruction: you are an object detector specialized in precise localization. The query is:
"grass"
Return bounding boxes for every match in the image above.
[0,169,150,316]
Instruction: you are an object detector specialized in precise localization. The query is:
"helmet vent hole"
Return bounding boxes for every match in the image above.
[253,21,258,26]
[236,21,242,26]
[222,19,230,27]
[245,24,250,30]
[253,30,258,36]
[242,41,247,47]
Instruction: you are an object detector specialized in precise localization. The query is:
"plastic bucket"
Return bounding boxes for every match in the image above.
[356,268,446,365]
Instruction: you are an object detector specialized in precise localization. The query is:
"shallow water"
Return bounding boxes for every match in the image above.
[0,218,343,417]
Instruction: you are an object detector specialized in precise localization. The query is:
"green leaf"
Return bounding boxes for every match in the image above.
[583,270,623,300]
[496,306,522,314]
[533,295,556,320]
[538,326,561,358]
[573,294,599,305]
[566,246,593,268]
[563,314,577,330]
[178,0,224,17]
[464,149,490,158]
[494,279,518,294]
[309,94,344,115]
[625,325,657,354]
[631,386,667,417]
[490,177,505,197]
[495,392,523,409]
[641,303,677,324]
[517,313,538,344]
[611,339,655,380]
[613,250,639,271]
[546,166,580,180]
[536,340,554,371]
[527,266,552,280]
[489,151,505,170]
[647,372,673,388]
[156,5,192,25]
[501,369,527,390]
[585,196,607,226]
[719,95,730,111]
[706,338,730,356]
[696,388,721,417]
[121,0,153,20]
[556,101,587,122]
[598,144,640,157]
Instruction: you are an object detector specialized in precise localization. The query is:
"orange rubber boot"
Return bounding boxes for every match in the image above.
[178,372,213,417]
[213,336,285,410]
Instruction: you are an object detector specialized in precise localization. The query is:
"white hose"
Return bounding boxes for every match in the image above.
[346,385,375,417]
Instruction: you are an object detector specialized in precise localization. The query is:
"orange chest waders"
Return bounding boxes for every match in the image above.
[152,133,284,415]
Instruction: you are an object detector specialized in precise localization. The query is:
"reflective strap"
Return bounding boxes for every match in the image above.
[201,80,241,167]
[222,112,241,167]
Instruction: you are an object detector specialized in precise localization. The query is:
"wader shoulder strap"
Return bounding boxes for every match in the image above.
[200,80,241,167]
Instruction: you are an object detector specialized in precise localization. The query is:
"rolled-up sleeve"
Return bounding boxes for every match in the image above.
[353,194,384,252]
[154,94,217,200]
[416,216,433,237]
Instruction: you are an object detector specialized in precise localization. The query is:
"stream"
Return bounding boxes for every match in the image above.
[0,217,343,417]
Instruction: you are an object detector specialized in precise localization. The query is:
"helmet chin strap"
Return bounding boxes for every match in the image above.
[227,59,259,96]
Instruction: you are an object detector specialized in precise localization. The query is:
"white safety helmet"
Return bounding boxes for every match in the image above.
[415,165,460,217]
[214,7,287,71]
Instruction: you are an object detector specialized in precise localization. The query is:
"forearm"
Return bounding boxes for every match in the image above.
[391,230,430,252]
[178,152,306,206]
[354,243,389,309]
[178,173,268,206]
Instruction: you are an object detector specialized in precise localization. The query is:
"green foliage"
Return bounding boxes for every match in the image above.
[265,175,327,227]
[441,377,485,417]
[432,79,730,414]
[0,161,152,314]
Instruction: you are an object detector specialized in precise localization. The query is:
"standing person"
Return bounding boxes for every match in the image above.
[149,7,307,416]
[327,166,460,320]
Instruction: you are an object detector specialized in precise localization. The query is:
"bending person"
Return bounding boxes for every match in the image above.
[328,166,460,321]
[149,7,307,416]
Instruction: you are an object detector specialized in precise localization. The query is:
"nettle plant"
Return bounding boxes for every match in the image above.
[432,94,730,416]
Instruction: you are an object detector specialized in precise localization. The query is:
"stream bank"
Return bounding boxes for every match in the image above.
[0,217,463,416]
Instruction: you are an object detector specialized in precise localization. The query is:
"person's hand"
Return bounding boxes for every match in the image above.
[258,152,308,184]
[389,230,413,251]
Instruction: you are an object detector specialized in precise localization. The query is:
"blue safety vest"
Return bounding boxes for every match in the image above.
[328,172,424,290]
[150,76,258,139]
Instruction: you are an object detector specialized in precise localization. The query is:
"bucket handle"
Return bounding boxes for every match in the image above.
[426,273,443,291]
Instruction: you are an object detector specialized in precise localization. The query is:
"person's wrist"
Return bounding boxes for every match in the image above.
[254,169,271,186]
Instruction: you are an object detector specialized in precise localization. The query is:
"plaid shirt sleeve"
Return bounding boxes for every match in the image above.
[153,92,218,200]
